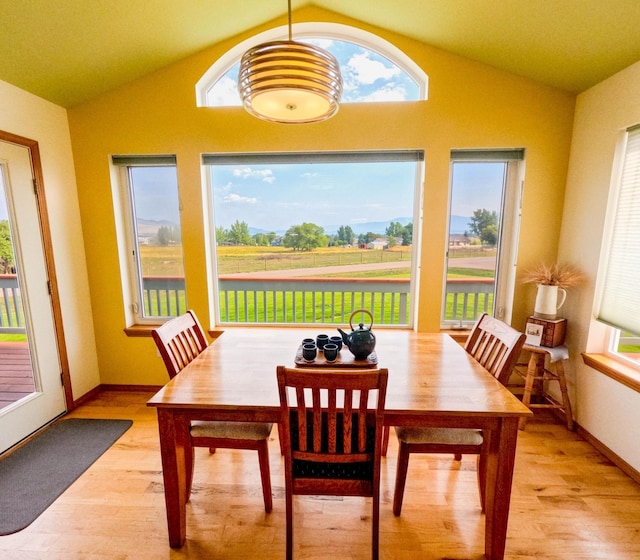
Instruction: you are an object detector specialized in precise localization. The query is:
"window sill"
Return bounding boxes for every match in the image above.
[124,325,157,337]
[581,353,640,393]
[124,324,225,341]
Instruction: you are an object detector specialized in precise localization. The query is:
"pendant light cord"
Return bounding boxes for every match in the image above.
[287,0,293,41]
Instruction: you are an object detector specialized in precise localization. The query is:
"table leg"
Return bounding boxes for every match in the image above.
[157,409,190,548]
[483,417,520,560]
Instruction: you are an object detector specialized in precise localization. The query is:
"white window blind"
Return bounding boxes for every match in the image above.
[597,125,640,335]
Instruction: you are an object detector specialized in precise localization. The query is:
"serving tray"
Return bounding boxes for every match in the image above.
[295,346,378,368]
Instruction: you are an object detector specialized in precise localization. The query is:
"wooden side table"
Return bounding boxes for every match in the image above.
[515,344,574,431]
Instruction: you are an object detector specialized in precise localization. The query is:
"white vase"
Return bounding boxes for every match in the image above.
[534,284,566,320]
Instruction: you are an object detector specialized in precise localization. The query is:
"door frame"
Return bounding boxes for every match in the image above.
[1,129,73,410]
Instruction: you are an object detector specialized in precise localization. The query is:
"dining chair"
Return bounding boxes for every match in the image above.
[390,313,525,516]
[276,365,388,560]
[152,310,273,512]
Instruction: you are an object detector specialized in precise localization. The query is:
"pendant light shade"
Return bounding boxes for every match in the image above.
[238,1,342,123]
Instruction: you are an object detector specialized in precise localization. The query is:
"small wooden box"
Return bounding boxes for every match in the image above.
[525,316,567,347]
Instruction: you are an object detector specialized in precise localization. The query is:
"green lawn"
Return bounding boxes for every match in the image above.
[0,334,27,342]
[136,244,496,323]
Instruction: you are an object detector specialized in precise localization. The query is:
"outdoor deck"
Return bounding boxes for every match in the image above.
[0,342,34,408]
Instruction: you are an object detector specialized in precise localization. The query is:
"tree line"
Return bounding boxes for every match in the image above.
[0,220,16,273]
[214,220,414,251]
[212,208,498,251]
[466,209,499,245]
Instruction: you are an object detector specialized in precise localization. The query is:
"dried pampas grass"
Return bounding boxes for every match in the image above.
[522,263,583,288]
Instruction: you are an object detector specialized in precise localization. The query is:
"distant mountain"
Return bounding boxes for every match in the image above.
[143,216,469,238]
[137,218,176,236]
[247,227,277,236]
[334,217,413,236]
[449,215,471,234]
[250,217,414,237]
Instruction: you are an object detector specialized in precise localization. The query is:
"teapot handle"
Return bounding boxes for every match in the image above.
[349,309,374,330]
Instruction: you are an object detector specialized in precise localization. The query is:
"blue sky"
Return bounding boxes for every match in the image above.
[450,162,505,218]
[0,175,7,221]
[208,160,505,234]
[210,161,417,233]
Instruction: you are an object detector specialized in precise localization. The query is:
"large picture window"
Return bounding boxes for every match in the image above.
[203,151,423,327]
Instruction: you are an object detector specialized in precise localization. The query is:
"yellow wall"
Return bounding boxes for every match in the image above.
[67,7,575,387]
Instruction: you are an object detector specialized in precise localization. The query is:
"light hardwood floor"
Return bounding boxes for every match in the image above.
[1,390,639,559]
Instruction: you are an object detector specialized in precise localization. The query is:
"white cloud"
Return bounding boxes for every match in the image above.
[224,193,257,204]
[306,38,334,50]
[347,52,400,85]
[358,84,408,102]
[232,168,276,183]
[208,75,241,106]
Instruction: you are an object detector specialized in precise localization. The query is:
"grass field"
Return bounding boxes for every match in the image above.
[139,244,493,278]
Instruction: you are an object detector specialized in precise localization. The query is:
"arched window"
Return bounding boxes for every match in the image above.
[196,23,427,108]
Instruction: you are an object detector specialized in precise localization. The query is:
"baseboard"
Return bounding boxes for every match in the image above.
[72,384,163,409]
[72,385,102,408]
[527,396,640,484]
[576,423,640,485]
[99,384,164,392]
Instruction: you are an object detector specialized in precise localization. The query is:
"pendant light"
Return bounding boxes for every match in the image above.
[238,0,342,123]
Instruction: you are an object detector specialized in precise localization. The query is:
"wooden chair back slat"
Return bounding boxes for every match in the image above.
[343,389,353,454]
[312,388,322,453]
[327,389,337,453]
[464,313,526,384]
[151,310,208,378]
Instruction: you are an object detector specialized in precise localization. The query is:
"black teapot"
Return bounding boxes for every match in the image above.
[337,309,376,360]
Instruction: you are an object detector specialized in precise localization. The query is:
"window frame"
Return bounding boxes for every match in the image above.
[202,150,424,328]
[111,155,185,326]
[607,329,640,368]
[442,149,525,329]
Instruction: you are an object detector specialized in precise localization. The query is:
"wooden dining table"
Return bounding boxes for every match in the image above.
[147,327,531,560]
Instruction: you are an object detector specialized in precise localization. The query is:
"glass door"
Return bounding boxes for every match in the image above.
[0,138,66,452]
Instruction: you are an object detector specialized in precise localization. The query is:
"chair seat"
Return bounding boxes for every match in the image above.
[395,426,483,446]
[190,420,273,440]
